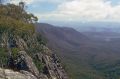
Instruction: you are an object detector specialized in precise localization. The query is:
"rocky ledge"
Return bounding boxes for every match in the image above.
[0,68,37,79]
[0,50,69,79]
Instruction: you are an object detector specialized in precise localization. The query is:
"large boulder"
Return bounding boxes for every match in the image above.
[0,68,37,79]
[18,51,40,77]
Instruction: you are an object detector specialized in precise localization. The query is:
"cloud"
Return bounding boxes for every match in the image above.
[9,0,69,4]
[9,0,120,22]
[38,0,120,22]
[9,0,34,4]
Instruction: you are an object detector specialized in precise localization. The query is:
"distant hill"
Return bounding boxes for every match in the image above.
[45,21,120,32]
[35,23,90,53]
[35,23,120,79]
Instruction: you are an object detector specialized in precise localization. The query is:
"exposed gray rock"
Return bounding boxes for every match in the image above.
[39,73,49,79]
[37,53,69,79]
[0,33,69,79]
[18,51,40,77]
[0,68,37,79]
[15,36,28,50]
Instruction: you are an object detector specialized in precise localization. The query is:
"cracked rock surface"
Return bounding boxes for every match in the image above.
[0,68,37,79]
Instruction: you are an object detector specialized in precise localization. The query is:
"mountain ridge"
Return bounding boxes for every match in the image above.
[35,23,120,79]
[35,23,91,51]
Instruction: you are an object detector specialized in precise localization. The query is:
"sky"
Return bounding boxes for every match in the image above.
[8,0,120,23]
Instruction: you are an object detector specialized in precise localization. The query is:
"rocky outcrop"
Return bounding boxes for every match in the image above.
[15,36,28,50]
[0,47,69,79]
[0,68,37,79]
[35,51,69,79]
[18,51,40,77]
[0,31,69,79]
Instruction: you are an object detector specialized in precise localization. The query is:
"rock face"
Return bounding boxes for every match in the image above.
[18,51,40,77]
[0,52,69,79]
[0,31,69,79]
[0,68,37,79]
[41,54,69,79]
[6,50,69,79]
